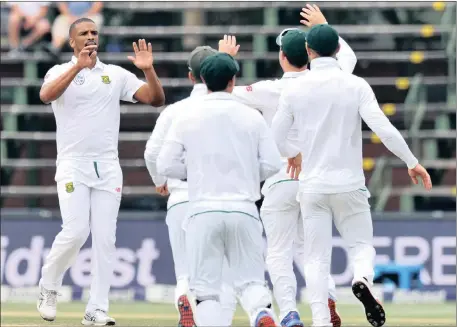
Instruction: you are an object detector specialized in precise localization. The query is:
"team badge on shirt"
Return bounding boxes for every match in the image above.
[101,75,111,84]
[73,74,85,85]
[65,182,74,193]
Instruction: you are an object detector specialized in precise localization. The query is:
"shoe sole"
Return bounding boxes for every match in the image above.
[352,281,386,327]
[177,295,196,327]
[282,321,303,327]
[81,319,115,326]
[257,315,276,327]
[328,299,342,327]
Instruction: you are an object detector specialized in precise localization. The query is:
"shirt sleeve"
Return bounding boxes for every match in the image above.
[358,78,418,169]
[336,36,357,73]
[231,81,277,115]
[144,107,173,186]
[156,118,187,180]
[42,65,64,86]
[257,116,283,181]
[119,68,147,103]
[271,91,301,158]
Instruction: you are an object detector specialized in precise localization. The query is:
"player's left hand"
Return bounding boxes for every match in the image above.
[287,152,302,180]
[128,39,154,70]
[218,35,240,57]
[300,4,327,27]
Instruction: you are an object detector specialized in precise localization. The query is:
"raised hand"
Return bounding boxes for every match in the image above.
[128,39,154,70]
[218,34,240,57]
[300,4,328,27]
[76,45,98,69]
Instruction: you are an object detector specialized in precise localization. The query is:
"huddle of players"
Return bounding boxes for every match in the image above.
[147,5,432,327]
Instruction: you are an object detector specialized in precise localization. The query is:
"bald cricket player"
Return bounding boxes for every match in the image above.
[272,24,432,327]
[37,17,165,325]
[157,53,283,327]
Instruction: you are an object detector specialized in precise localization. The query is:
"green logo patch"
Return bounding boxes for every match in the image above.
[65,182,74,193]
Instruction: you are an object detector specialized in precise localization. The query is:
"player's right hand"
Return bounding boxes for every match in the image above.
[287,152,302,180]
[155,184,169,196]
[408,164,432,190]
[76,45,98,69]
[218,35,240,57]
[300,4,328,27]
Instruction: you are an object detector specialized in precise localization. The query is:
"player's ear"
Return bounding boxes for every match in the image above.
[334,43,341,56]
[188,71,195,83]
[69,37,75,50]
[227,76,236,93]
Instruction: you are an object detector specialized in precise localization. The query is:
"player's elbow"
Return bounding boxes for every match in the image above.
[150,94,166,107]
[39,88,53,104]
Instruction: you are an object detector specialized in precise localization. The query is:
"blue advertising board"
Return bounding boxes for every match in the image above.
[1,215,455,302]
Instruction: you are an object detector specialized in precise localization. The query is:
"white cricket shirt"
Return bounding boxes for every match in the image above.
[144,84,208,208]
[272,57,419,194]
[231,37,357,193]
[43,56,146,162]
[156,92,282,219]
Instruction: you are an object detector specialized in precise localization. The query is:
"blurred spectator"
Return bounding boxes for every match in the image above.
[7,2,51,56]
[45,2,103,57]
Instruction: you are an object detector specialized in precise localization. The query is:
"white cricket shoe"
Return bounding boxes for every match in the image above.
[37,286,58,321]
[82,309,116,326]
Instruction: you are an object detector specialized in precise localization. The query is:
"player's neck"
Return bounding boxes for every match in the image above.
[283,65,306,73]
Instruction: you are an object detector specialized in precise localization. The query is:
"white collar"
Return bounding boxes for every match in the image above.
[190,83,208,97]
[204,91,233,101]
[71,55,104,71]
[309,57,339,70]
[282,70,308,79]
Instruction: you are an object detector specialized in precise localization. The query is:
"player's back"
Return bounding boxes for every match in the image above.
[182,93,265,206]
[286,59,366,193]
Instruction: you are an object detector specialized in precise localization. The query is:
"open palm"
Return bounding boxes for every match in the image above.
[128,39,153,70]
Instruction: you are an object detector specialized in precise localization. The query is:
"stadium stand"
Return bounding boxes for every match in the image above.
[0,1,456,212]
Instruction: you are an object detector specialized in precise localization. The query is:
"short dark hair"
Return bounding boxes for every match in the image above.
[69,18,96,37]
[283,52,308,69]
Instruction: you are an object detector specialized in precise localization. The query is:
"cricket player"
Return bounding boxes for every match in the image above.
[144,44,238,327]
[156,53,283,327]
[37,17,165,325]
[272,24,432,327]
[229,5,355,327]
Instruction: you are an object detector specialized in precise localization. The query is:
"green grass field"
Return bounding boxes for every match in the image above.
[1,302,455,327]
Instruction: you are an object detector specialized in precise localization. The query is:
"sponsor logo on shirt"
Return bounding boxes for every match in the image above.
[73,74,85,85]
[101,75,111,84]
[246,85,253,92]
[115,187,121,193]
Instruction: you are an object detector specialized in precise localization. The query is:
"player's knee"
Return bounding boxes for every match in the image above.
[9,12,22,25]
[63,225,90,245]
[238,282,272,314]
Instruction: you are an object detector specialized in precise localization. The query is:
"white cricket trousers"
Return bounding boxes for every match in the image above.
[186,210,273,327]
[299,189,375,327]
[261,180,337,321]
[40,159,123,313]
[167,201,237,325]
